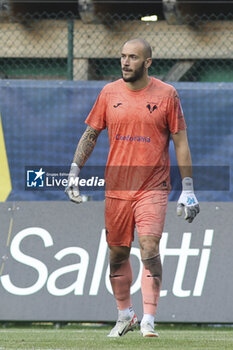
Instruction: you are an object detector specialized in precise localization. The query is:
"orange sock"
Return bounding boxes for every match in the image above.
[109,259,132,310]
[141,255,162,315]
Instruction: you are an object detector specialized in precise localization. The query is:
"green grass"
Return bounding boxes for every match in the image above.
[0,324,232,350]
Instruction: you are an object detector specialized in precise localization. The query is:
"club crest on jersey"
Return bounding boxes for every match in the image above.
[146,103,157,114]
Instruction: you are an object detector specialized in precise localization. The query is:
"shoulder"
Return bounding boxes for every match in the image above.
[150,77,177,98]
[101,79,124,94]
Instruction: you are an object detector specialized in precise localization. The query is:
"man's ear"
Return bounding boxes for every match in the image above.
[145,58,152,69]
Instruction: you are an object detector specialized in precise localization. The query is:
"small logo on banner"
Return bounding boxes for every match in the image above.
[26,168,45,188]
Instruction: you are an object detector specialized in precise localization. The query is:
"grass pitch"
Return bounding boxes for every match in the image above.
[0,323,232,350]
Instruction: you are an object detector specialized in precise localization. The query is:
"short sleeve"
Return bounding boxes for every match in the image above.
[85,89,107,130]
[166,89,187,134]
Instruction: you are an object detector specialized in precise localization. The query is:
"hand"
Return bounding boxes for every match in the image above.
[177,177,200,223]
[65,163,82,204]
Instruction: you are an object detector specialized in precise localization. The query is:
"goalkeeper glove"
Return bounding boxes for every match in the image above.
[65,163,82,204]
[177,177,199,223]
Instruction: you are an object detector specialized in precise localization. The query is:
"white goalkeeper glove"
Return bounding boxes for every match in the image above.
[177,177,200,223]
[65,163,82,204]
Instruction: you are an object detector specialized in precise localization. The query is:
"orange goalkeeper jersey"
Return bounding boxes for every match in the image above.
[85,77,186,200]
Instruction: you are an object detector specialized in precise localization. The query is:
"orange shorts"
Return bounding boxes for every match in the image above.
[105,191,168,247]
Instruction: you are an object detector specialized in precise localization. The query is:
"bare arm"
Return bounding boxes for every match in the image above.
[172,129,192,179]
[73,125,101,168]
[172,129,199,222]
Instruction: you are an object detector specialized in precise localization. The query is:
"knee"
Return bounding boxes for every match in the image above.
[139,236,162,282]
[109,246,130,274]
[139,236,160,260]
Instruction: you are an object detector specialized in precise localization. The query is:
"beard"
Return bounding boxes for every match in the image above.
[122,61,145,82]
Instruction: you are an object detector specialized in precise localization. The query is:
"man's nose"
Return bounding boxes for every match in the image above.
[123,57,130,65]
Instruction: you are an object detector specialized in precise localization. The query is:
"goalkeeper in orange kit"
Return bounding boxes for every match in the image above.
[66,38,199,337]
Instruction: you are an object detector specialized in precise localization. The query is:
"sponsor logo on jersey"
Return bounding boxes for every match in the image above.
[115,134,151,142]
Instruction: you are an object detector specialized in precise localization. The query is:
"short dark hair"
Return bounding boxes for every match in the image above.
[123,38,152,59]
